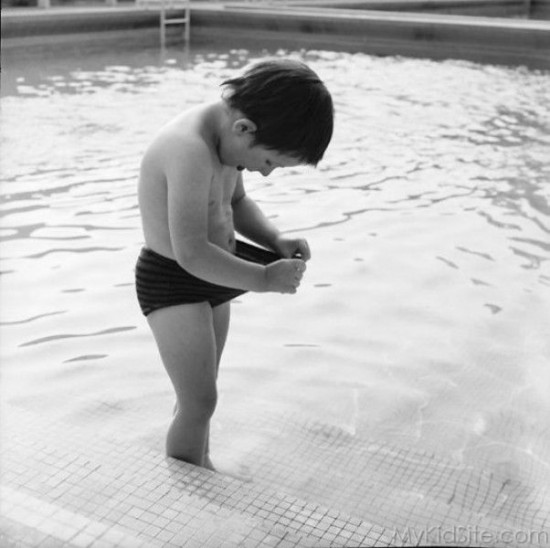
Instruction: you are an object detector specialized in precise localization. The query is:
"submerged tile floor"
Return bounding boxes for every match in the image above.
[1,398,548,547]
[1,404,392,547]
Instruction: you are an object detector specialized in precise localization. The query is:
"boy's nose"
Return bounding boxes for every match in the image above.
[261,166,275,177]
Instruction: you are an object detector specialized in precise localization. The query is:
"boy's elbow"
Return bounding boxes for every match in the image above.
[174,239,205,272]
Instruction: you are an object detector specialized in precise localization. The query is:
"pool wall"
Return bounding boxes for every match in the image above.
[191,5,550,68]
[2,3,550,68]
[533,0,550,17]
[256,0,550,19]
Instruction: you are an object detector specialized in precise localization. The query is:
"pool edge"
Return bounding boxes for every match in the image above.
[2,4,550,69]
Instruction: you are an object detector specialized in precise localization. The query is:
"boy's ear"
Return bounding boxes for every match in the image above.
[232,118,257,135]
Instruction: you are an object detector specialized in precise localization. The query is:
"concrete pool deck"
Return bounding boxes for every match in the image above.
[2,2,550,68]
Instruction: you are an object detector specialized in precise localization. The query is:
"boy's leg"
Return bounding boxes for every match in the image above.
[213,302,231,374]
[204,302,231,468]
[147,302,218,466]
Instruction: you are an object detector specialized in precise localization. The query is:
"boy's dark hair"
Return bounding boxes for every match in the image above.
[221,59,334,166]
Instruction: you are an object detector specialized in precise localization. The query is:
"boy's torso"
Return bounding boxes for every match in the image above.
[138,106,238,259]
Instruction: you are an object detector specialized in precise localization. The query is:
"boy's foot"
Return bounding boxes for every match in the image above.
[206,458,253,483]
[203,455,216,471]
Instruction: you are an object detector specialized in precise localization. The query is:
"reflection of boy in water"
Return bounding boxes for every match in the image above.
[136,59,334,469]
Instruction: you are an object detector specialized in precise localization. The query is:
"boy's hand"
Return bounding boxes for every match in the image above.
[264,259,306,294]
[273,236,311,261]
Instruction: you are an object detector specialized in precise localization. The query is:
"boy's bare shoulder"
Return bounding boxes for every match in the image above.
[143,111,214,177]
[147,125,210,163]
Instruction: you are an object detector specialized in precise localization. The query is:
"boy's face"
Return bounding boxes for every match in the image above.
[227,117,303,176]
[236,144,303,177]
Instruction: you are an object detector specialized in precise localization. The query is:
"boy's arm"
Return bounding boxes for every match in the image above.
[232,175,312,261]
[231,173,282,251]
[163,138,268,292]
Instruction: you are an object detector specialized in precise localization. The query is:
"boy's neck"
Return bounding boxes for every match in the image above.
[205,100,243,170]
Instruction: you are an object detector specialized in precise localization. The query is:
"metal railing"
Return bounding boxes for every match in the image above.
[137,0,190,46]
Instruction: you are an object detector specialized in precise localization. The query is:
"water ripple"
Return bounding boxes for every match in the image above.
[19,326,137,348]
[0,311,66,326]
[25,246,124,259]
[63,354,108,363]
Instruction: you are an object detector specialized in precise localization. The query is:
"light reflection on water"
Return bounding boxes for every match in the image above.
[1,44,549,530]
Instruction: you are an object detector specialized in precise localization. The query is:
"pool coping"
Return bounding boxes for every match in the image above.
[2,3,550,68]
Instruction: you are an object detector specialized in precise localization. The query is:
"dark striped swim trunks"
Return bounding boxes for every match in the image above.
[135,240,280,316]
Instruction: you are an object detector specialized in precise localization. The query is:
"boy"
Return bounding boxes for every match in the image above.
[136,59,334,469]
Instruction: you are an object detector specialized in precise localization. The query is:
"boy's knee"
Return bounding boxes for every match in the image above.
[183,389,217,421]
[199,391,218,419]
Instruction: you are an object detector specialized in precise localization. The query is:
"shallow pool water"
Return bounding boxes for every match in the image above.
[2,43,549,540]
